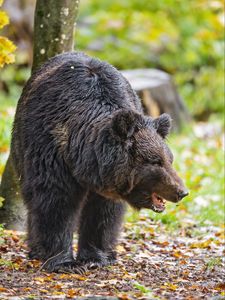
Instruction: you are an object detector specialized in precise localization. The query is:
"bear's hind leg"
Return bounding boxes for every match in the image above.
[77,193,125,268]
[24,182,86,273]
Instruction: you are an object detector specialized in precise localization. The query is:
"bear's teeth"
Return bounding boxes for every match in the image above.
[157,195,166,205]
[153,205,160,212]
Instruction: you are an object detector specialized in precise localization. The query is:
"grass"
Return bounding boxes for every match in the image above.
[171,121,224,226]
[133,282,156,298]
[206,257,223,270]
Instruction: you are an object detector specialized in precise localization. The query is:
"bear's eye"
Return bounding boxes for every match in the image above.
[151,159,163,166]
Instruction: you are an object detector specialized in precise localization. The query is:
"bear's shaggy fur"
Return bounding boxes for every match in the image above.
[11,52,188,273]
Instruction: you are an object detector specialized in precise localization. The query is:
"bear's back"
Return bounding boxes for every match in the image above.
[15,52,142,137]
[11,52,142,176]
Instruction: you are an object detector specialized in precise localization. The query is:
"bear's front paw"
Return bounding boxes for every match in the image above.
[76,249,117,270]
[43,260,88,274]
[54,261,88,274]
[39,250,87,274]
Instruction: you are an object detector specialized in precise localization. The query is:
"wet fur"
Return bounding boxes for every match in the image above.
[11,52,186,272]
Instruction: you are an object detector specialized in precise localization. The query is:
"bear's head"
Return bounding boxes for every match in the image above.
[94,110,189,212]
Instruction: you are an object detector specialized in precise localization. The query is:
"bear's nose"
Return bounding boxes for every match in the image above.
[178,190,189,200]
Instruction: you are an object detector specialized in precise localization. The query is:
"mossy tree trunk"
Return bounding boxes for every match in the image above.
[0,0,80,230]
[32,0,80,72]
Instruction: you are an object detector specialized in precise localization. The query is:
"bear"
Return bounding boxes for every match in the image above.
[11,51,188,273]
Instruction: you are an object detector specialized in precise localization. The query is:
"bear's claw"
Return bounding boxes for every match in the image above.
[56,263,88,275]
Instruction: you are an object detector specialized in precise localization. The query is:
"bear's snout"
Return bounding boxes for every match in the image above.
[177,189,189,201]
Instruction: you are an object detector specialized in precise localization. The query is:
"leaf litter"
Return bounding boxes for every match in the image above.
[0,214,224,300]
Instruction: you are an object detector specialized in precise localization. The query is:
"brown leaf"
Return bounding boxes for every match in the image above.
[179,259,187,265]
[11,235,20,243]
[28,260,41,268]
[52,284,62,290]
[215,283,225,291]
[67,289,78,298]
[118,294,132,300]
[22,287,32,292]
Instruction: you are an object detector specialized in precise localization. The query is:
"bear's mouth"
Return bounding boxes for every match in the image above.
[150,192,166,213]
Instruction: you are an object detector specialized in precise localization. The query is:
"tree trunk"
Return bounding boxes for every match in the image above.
[0,154,26,230]
[0,0,80,230]
[32,0,80,72]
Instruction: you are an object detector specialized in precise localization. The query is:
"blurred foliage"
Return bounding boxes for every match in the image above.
[77,0,224,118]
[0,0,16,67]
[0,64,30,177]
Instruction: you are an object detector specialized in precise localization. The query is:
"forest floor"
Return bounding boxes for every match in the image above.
[0,103,224,299]
[0,214,224,300]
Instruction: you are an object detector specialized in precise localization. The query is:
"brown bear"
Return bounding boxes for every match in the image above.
[11,52,188,273]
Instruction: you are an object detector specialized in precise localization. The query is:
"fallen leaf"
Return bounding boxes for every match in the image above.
[67,289,78,298]
[215,283,225,291]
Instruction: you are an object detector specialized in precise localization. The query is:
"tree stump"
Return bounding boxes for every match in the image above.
[121,69,190,131]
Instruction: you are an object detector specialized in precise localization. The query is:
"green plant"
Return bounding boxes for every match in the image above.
[206,257,222,269]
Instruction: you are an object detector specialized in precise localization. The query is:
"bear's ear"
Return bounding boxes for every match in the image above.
[153,113,172,138]
[110,110,141,140]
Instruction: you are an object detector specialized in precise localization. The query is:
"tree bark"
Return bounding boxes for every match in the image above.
[0,0,80,230]
[0,154,26,230]
[32,0,80,72]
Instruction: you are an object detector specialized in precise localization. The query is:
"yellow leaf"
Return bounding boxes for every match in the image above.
[0,36,16,52]
[59,274,69,279]
[173,250,188,259]
[190,240,212,249]
[39,289,48,293]
[52,291,65,295]
[0,196,5,206]
[34,275,53,283]
[0,10,9,29]
[148,227,155,235]
[163,282,178,291]
[70,274,86,281]
[117,245,126,253]
[0,36,16,67]
[34,277,45,283]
